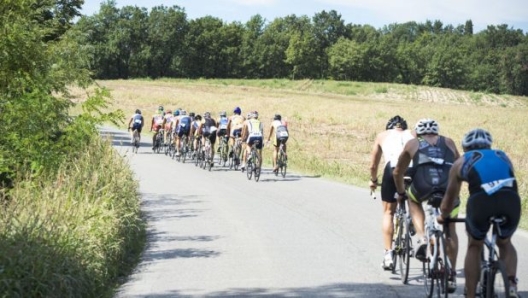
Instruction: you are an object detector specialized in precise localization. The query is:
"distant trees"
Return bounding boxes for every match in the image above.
[78,2,528,95]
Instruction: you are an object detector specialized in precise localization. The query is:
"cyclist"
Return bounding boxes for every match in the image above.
[241,111,263,172]
[438,128,521,298]
[369,115,414,270]
[150,106,165,150]
[227,107,245,151]
[174,110,192,157]
[127,109,144,143]
[217,111,230,153]
[197,112,218,166]
[190,114,203,156]
[267,114,289,174]
[162,109,173,145]
[393,118,460,292]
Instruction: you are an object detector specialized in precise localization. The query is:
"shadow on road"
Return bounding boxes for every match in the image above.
[122,282,422,297]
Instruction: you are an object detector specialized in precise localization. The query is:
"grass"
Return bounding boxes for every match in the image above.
[72,78,528,228]
[0,136,145,297]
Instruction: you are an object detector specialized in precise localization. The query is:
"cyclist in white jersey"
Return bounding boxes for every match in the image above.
[369,115,414,270]
[241,111,263,171]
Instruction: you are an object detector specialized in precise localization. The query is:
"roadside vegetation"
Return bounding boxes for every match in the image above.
[0,1,144,296]
[91,79,528,229]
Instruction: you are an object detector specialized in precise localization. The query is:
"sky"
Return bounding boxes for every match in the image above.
[81,0,528,33]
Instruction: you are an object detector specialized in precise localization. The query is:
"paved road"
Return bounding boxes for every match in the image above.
[104,128,528,298]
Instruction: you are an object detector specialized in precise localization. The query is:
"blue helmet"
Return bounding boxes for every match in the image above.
[233,106,241,115]
[174,110,180,116]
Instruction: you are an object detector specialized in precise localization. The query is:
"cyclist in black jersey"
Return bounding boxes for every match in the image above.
[393,118,461,292]
[438,128,521,298]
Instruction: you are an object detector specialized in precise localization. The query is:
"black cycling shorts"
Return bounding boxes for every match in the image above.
[466,189,521,240]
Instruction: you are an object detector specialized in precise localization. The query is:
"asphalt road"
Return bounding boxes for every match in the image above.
[104,128,528,298]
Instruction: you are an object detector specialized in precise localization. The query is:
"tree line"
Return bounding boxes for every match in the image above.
[76,1,528,95]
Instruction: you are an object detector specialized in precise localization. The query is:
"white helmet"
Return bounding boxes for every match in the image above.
[462,128,492,151]
[180,110,187,116]
[415,118,439,135]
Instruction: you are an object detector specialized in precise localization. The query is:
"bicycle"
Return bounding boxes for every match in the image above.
[421,190,453,298]
[392,177,415,284]
[164,131,173,156]
[230,135,243,170]
[180,135,190,163]
[153,129,164,154]
[194,137,203,168]
[129,128,140,154]
[276,140,287,178]
[218,135,229,167]
[203,137,213,171]
[446,216,510,298]
[246,140,261,182]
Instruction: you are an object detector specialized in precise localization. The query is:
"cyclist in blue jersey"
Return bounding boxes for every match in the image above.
[438,128,521,298]
[128,109,144,143]
[174,110,192,157]
[217,111,229,152]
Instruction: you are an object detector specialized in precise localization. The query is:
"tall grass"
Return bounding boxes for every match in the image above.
[0,136,145,297]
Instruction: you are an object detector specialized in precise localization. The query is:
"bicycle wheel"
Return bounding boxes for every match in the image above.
[279,150,287,178]
[398,218,412,284]
[392,213,403,274]
[423,238,436,298]
[182,140,187,163]
[246,159,253,180]
[487,260,509,298]
[438,232,450,298]
[254,154,260,182]
[233,145,241,170]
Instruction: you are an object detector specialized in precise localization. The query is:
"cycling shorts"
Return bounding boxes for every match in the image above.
[231,129,242,138]
[247,136,263,150]
[152,124,162,132]
[274,137,288,147]
[131,123,142,133]
[466,189,520,240]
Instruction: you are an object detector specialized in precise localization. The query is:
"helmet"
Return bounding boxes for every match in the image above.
[220,111,227,117]
[204,112,211,118]
[166,109,172,114]
[247,112,252,119]
[173,110,180,116]
[135,109,141,114]
[253,110,259,119]
[415,118,439,135]
[195,114,202,120]
[234,107,241,115]
[158,106,164,111]
[274,114,282,121]
[462,128,492,151]
[189,112,195,117]
[386,115,408,130]
[180,110,187,116]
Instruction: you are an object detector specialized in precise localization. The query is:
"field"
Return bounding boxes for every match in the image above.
[75,79,528,227]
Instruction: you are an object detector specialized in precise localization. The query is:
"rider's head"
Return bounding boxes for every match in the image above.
[189,112,195,117]
[461,128,493,152]
[173,110,180,116]
[166,109,172,115]
[274,114,282,121]
[204,112,211,119]
[220,111,227,117]
[253,111,259,119]
[386,115,407,130]
[158,106,164,112]
[233,106,241,115]
[195,114,202,121]
[180,110,187,116]
[135,109,141,115]
[414,118,439,136]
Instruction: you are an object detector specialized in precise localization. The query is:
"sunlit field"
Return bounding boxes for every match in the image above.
[75,79,528,227]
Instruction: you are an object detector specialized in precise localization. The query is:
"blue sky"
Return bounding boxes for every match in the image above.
[81,0,528,33]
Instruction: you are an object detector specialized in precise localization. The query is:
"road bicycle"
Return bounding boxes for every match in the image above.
[230,135,243,170]
[446,216,510,298]
[275,139,287,178]
[194,137,203,168]
[246,140,261,182]
[165,131,174,156]
[203,137,213,171]
[421,190,453,298]
[153,129,164,154]
[392,177,414,284]
[129,128,140,154]
[180,135,190,163]
[218,135,229,167]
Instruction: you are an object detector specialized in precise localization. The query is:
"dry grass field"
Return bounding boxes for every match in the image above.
[74,79,528,227]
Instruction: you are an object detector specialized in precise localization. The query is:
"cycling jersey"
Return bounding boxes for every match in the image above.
[230,115,244,130]
[152,113,164,131]
[247,119,263,137]
[409,136,456,202]
[218,116,229,137]
[164,114,174,130]
[131,113,143,132]
[381,129,414,167]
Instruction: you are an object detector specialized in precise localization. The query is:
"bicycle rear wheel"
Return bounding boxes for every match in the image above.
[423,240,436,298]
[246,160,253,180]
[254,155,260,182]
[487,260,509,298]
[438,233,450,297]
[278,151,287,178]
[398,219,412,284]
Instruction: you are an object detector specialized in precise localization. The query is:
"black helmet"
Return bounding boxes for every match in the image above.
[189,112,195,117]
[195,114,202,120]
[386,115,408,130]
[135,109,141,114]
[274,114,282,121]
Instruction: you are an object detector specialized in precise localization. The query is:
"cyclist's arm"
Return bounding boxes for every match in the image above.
[267,124,274,142]
[140,116,145,128]
[369,132,383,182]
[150,116,155,131]
[241,123,248,140]
[128,117,133,129]
[440,157,464,219]
[393,140,416,194]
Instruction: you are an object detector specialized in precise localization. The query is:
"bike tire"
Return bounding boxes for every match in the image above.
[423,242,435,298]
[487,260,509,298]
[254,155,260,182]
[246,160,253,180]
[438,232,450,298]
[392,214,403,274]
[398,219,412,284]
[279,152,287,178]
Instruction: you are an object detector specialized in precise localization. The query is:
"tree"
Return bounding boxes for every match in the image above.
[312,10,347,77]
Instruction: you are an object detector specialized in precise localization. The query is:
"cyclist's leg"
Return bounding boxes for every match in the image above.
[407,191,426,259]
[273,142,279,171]
[445,199,460,280]
[380,164,397,268]
[210,134,217,160]
[465,236,485,298]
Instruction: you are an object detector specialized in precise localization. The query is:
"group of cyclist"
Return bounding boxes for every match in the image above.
[370,116,521,298]
[128,106,290,173]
